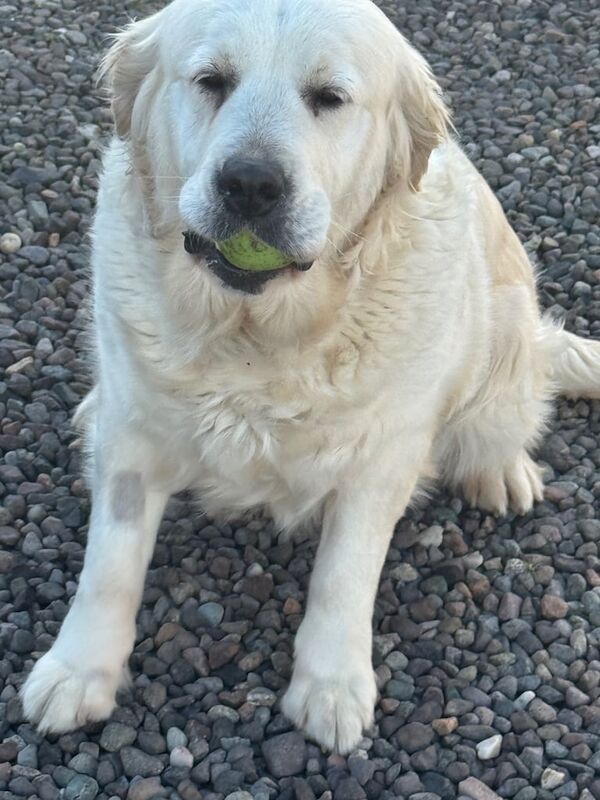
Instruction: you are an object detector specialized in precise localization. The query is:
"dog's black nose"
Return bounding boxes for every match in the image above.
[217,157,285,218]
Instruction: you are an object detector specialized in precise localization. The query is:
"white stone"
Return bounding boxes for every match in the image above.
[6,356,34,375]
[169,745,193,768]
[0,232,22,254]
[247,687,277,707]
[541,767,567,790]
[420,525,443,547]
[476,734,502,761]
[463,552,484,569]
[394,563,418,582]
[514,690,535,710]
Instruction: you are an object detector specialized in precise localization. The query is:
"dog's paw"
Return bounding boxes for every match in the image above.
[21,650,125,734]
[463,452,543,516]
[282,655,376,754]
[463,469,509,516]
[507,453,544,515]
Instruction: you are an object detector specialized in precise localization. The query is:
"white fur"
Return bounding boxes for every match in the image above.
[22,0,600,753]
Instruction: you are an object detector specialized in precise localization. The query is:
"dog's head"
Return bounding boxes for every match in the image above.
[102,0,448,294]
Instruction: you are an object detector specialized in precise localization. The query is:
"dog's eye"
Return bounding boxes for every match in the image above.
[309,87,346,115]
[197,72,230,94]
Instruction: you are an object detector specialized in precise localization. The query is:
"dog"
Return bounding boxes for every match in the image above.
[21,0,600,754]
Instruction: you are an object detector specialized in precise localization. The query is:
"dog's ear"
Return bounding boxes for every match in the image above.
[386,43,450,192]
[99,12,163,138]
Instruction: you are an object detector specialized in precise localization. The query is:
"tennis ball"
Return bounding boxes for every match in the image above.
[216,231,291,271]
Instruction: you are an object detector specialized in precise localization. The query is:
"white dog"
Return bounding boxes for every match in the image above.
[22,0,600,754]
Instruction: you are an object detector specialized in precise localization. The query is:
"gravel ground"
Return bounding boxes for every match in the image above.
[1,1,600,799]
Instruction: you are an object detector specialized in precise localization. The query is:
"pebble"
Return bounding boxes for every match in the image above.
[99,723,137,752]
[541,767,567,790]
[169,745,194,768]
[395,563,419,582]
[142,682,167,712]
[420,525,444,547]
[498,592,522,621]
[18,245,49,265]
[207,705,240,723]
[432,717,458,735]
[166,728,188,750]
[0,231,22,253]
[514,691,535,710]
[261,733,307,777]
[565,685,590,707]
[459,777,501,800]
[541,594,569,619]
[120,748,165,778]
[68,753,97,775]
[246,687,277,706]
[126,777,164,800]
[198,602,225,627]
[395,722,435,753]
[64,775,99,800]
[476,734,503,760]
[529,698,556,723]
[0,741,18,761]
[16,743,38,769]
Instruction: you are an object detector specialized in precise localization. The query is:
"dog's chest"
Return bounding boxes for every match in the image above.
[161,342,372,516]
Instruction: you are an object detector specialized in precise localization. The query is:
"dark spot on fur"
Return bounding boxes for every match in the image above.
[111,471,145,522]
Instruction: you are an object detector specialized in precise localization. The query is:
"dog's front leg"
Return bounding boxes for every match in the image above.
[21,425,168,734]
[282,439,428,754]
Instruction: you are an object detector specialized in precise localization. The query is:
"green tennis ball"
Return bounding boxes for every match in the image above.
[216,231,291,271]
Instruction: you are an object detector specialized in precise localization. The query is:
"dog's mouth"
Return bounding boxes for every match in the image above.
[183,232,313,295]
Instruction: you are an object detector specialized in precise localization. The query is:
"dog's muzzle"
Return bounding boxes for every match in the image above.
[183,232,312,295]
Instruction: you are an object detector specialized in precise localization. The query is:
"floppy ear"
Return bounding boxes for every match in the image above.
[99,12,163,138]
[387,42,450,192]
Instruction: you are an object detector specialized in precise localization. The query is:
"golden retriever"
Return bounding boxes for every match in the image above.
[22,0,600,753]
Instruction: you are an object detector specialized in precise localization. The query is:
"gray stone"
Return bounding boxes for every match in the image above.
[64,775,99,800]
[17,743,38,769]
[99,722,137,752]
[261,732,307,777]
[68,753,97,776]
[166,727,188,750]
[18,245,49,265]
[197,602,225,627]
[459,777,501,800]
[126,777,166,800]
[395,722,435,754]
[120,747,165,778]
[27,199,49,227]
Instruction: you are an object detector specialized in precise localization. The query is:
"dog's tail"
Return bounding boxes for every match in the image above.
[544,321,600,399]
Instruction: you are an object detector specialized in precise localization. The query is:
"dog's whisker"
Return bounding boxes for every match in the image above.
[396,206,460,223]
[324,235,345,257]
[329,219,367,243]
